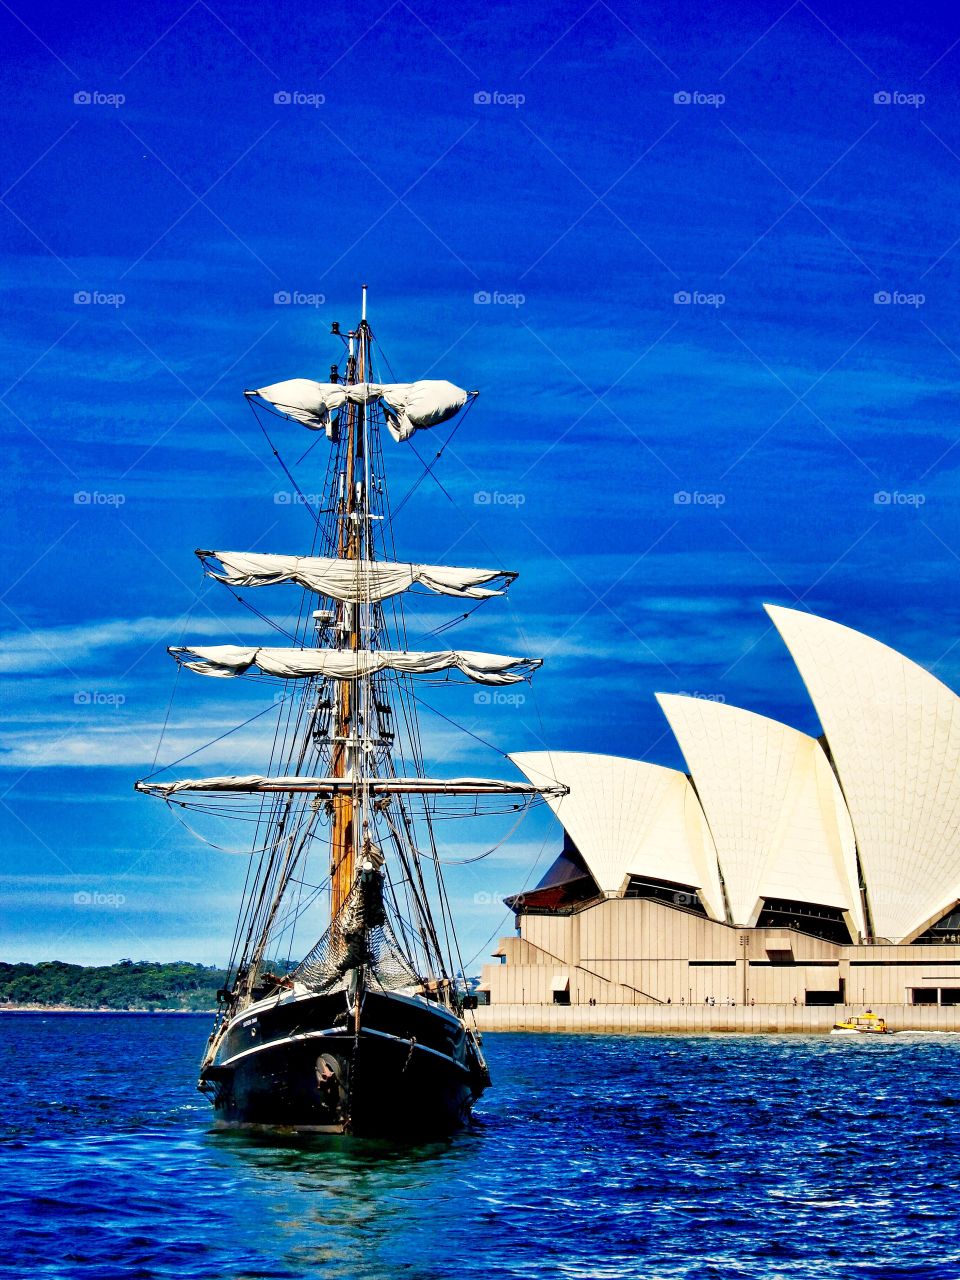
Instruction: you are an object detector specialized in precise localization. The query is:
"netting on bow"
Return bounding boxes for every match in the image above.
[289,871,422,995]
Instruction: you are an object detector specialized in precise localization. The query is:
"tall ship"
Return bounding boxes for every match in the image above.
[136,288,559,1136]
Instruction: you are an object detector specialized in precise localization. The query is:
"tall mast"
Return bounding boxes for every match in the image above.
[329,287,369,920]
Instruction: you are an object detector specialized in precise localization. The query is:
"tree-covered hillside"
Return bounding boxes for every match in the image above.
[0,960,230,1010]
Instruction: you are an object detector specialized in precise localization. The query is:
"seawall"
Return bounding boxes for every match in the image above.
[473,1003,960,1034]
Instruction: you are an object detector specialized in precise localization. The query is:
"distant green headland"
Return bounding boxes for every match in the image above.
[0,960,229,1011]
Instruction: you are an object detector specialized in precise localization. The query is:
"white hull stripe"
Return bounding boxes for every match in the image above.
[225,988,462,1037]
[219,1026,469,1075]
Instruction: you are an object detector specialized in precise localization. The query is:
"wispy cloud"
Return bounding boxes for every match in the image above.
[0,612,273,674]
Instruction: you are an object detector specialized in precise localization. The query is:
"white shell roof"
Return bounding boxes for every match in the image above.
[509,750,725,920]
[767,604,960,942]
[656,694,864,934]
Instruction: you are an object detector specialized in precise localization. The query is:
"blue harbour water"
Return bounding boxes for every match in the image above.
[3,1016,960,1279]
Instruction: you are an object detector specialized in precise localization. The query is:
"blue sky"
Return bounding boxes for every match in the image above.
[3,0,960,968]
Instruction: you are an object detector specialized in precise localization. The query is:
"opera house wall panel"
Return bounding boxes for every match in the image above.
[483,897,960,1012]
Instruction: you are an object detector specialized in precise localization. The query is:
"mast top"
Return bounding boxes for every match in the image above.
[361,284,368,322]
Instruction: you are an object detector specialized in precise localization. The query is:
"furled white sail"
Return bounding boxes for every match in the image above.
[245,380,382,430]
[169,645,541,685]
[197,551,516,602]
[378,381,469,442]
[136,775,555,798]
[245,378,470,441]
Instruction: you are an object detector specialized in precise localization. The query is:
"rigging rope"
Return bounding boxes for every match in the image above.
[151,322,537,999]
[140,696,290,782]
[249,398,321,525]
[150,582,209,772]
[164,802,284,856]
[410,689,513,759]
[380,799,532,864]
[462,823,556,972]
[391,393,478,518]
[224,587,298,641]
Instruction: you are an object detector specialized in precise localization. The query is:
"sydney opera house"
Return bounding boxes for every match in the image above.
[481,605,960,1014]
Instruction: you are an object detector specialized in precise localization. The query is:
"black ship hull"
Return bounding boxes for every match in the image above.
[201,988,486,1137]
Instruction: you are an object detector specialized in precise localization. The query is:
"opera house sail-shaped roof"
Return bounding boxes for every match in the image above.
[656,695,864,938]
[766,604,960,943]
[509,751,725,920]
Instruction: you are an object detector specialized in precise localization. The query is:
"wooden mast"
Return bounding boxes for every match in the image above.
[329,289,367,920]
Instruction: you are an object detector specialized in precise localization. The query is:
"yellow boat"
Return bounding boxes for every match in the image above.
[831,1009,893,1035]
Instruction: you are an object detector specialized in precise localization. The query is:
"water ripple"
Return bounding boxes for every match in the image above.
[3,1019,960,1277]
